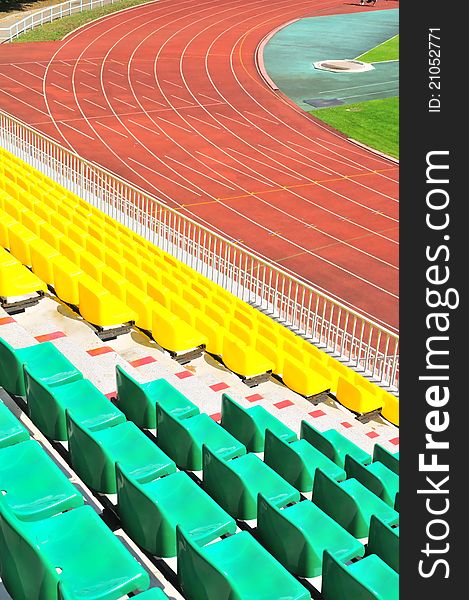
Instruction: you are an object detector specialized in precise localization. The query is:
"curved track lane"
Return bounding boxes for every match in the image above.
[0,0,399,331]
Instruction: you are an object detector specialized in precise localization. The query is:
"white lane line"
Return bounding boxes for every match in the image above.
[54,100,75,112]
[82,69,97,78]
[215,112,251,128]
[316,137,399,171]
[198,92,222,103]
[141,95,166,106]
[134,67,150,76]
[197,150,274,188]
[187,113,220,130]
[280,140,362,171]
[80,82,98,92]
[51,82,69,92]
[164,79,183,88]
[53,70,70,79]
[340,88,399,101]
[245,110,278,125]
[108,80,128,91]
[127,118,160,135]
[156,114,192,133]
[135,80,156,90]
[227,147,302,181]
[0,72,44,95]
[95,120,128,138]
[114,97,136,109]
[83,97,108,111]
[128,157,202,196]
[319,79,399,95]
[12,64,43,80]
[165,155,236,190]
[60,120,94,140]
[108,69,124,77]
[0,88,48,116]
[171,95,193,105]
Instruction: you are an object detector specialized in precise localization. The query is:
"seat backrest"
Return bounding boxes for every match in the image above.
[312,469,358,529]
[264,428,302,484]
[0,336,25,395]
[373,444,399,475]
[220,394,256,447]
[367,515,399,573]
[202,444,244,516]
[300,421,335,462]
[322,551,376,600]
[345,454,384,499]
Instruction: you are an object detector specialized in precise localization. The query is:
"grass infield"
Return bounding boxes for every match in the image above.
[12,0,151,42]
[357,34,399,63]
[310,96,399,158]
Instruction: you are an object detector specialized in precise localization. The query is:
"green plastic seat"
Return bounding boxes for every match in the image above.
[0,503,150,600]
[220,393,296,452]
[131,590,170,600]
[345,455,399,506]
[367,515,399,573]
[0,439,83,521]
[0,337,83,396]
[117,466,236,557]
[25,371,126,441]
[312,470,399,538]
[264,429,346,492]
[373,444,399,475]
[257,495,364,577]
[67,413,176,494]
[322,551,398,600]
[301,421,371,468]
[0,401,29,449]
[115,365,199,429]
[203,445,300,520]
[156,404,246,471]
[177,526,311,600]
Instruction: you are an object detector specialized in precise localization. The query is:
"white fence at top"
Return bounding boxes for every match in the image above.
[0,110,399,391]
[0,0,121,42]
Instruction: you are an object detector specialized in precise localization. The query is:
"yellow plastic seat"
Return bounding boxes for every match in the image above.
[21,210,46,236]
[170,295,195,326]
[282,356,331,398]
[30,240,60,285]
[141,258,162,283]
[335,377,384,415]
[191,280,213,300]
[205,303,227,327]
[194,312,225,355]
[66,222,89,246]
[104,248,127,276]
[0,212,17,248]
[229,319,254,346]
[233,307,257,331]
[8,224,38,266]
[18,192,39,211]
[255,335,283,375]
[78,275,136,327]
[257,322,281,347]
[327,357,356,384]
[39,222,63,249]
[147,279,170,308]
[300,340,328,364]
[3,196,28,221]
[151,303,207,353]
[50,211,70,234]
[102,232,124,256]
[282,340,307,365]
[0,251,46,297]
[126,287,155,331]
[101,269,128,302]
[52,256,84,305]
[125,265,148,290]
[161,273,183,296]
[88,222,106,244]
[60,238,83,265]
[80,251,106,283]
[222,333,273,378]
[85,236,106,262]
[381,390,399,426]
[354,373,382,397]
[122,245,142,269]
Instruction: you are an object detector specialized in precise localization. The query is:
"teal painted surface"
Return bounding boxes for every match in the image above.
[264,9,399,109]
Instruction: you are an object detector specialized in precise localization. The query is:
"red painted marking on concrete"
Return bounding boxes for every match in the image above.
[389,437,399,446]
[87,346,114,356]
[341,421,353,429]
[366,431,379,439]
[35,331,66,342]
[309,409,326,418]
[246,393,263,403]
[105,391,117,400]
[274,399,294,409]
[0,317,15,325]
[129,356,157,367]
[175,370,194,380]
[210,382,230,392]
[210,412,221,421]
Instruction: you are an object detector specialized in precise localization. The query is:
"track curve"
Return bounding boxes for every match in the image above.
[0,0,399,331]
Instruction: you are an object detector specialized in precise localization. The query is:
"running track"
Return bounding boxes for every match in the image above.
[0,0,399,331]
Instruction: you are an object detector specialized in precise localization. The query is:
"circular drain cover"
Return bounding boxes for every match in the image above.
[313,59,375,73]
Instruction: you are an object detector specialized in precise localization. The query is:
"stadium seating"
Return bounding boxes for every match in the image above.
[24,369,125,441]
[115,364,199,429]
[202,445,300,520]
[263,429,346,492]
[0,336,83,396]
[345,454,399,506]
[336,376,384,416]
[176,526,311,600]
[117,466,236,557]
[381,389,399,426]
[373,443,400,474]
[312,470,399,537]
[0,400,29,448]
[66,413,176,494]
[367,515,399,573]
[322,550,398,600]
[301,421,371,468]
[156,404,246,471]
[220,393,296,452]
[0,246,46,300]
[257,494,364,577]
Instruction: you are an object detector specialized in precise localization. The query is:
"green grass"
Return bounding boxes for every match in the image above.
[357,34,399,63]
[310,97,399,158]
[12,0,151,42]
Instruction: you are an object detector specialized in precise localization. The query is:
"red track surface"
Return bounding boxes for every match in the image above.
[0,0,399,331]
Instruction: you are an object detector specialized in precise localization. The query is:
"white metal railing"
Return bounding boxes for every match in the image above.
[0,110,399,390]
[0,0,119,43]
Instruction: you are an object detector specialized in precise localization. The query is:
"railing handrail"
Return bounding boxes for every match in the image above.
[0,0,117,42]
[0,109,399,390]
